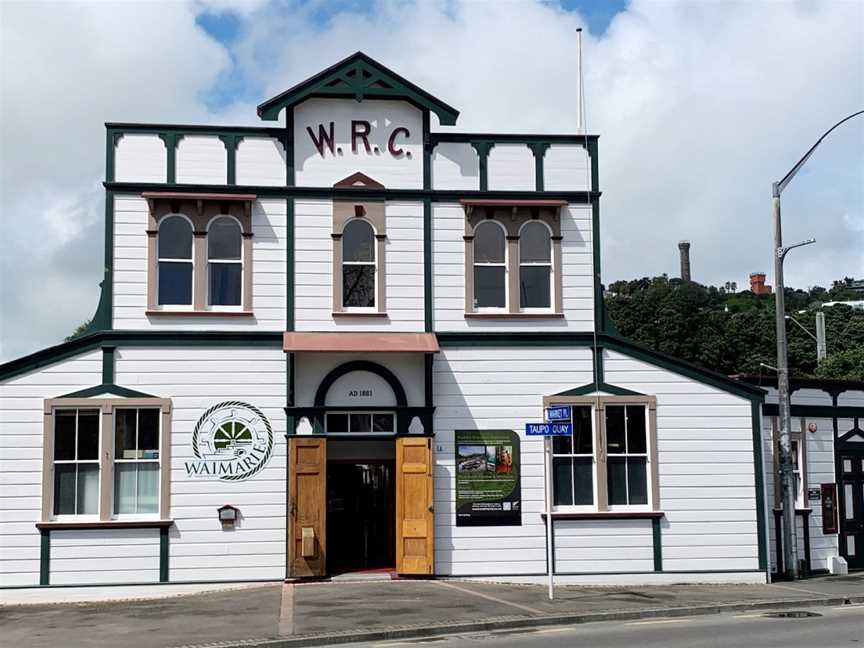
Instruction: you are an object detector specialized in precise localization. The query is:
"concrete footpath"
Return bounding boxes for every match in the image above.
[1,574,862,648]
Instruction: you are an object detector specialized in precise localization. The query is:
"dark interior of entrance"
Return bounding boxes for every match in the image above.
[327,439,396,574]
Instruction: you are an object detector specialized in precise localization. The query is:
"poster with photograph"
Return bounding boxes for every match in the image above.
[455,430,521,526]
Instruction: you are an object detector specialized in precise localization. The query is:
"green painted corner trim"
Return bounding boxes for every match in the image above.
[106,128,117,184]
[470,141,494,192]
[425,353,434,408]
[217,134,243,186]
[527,142,550,192]
[422,110,432,191]
[285,109,295,187]
[80,192,115,338]
[587,137,599,194]
[286,199,295,332]
[652,517,663,572]
[40,529,50,586]
[59,383,159,399]
[159,526,169,582]
[424,199,432,332]
[257,51,459,126]
[751,400,768,572]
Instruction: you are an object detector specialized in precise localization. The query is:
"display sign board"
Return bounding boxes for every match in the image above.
[455,430,521,527]
[525,422,573,436]
[808,487,821,501]
[545,406,572,422]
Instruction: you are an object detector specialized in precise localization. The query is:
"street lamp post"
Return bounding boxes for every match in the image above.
[771,109,863,580]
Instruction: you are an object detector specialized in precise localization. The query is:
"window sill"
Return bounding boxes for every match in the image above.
[541,511,665,520]
[37,519,174,530]
[146,310,254,318]
[332,311,389,318]
[465,312,564,319]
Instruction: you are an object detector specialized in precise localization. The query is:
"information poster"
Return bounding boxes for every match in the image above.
[455,430,521,526]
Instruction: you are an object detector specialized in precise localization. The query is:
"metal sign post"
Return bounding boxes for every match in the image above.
[528,406,573,600]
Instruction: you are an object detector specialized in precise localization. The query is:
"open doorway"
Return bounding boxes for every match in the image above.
[327,439,396,574]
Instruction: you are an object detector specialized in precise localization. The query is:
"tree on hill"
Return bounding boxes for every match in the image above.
[605,276,864,381]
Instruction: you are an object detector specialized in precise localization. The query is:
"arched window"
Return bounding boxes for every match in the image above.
[519,221,552,309]
[473,221,506,308]
[208,216,242,306]
[157,216,193,306]
[342,219,375,308]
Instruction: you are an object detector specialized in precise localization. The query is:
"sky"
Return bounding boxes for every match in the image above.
[0,0,862,362]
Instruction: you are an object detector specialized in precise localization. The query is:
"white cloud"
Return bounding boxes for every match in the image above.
[1,0,862,361]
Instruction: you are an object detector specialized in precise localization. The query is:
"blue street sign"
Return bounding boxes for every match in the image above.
[545,406,572,422]
[525,422,573,436]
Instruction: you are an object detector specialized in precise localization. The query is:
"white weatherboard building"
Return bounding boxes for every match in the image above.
[3,52,858,589]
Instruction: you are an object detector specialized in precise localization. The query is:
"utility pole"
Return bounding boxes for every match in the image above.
[816,312,827,362]
[770,109,862,580]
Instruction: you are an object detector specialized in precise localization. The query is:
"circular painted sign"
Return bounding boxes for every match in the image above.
[188,401,273,481]
[807,421,818,433]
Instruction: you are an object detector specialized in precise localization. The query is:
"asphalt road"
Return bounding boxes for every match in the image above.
[353,605,864,648]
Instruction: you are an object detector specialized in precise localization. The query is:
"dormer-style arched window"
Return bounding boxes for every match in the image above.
[342,219,376,308]
[519,221,552,309]
[157,215,193,306]
[473,220,507,309]
[207,216,243,306]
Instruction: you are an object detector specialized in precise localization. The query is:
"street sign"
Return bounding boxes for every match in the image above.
[525,422,573,436]
[545,406,572,422]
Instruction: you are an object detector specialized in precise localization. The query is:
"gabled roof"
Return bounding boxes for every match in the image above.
[257,51,459,125]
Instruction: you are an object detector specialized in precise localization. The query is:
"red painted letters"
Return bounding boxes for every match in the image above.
[351,120,372,154]
[306,122,335,156]
[388,127,410,156]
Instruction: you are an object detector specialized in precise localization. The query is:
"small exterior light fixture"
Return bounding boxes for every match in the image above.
[218,504,240,529]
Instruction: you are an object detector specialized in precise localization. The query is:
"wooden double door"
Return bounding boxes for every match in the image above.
[288,437,434,577]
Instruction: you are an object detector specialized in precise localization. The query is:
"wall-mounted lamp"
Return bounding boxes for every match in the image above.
[218,504,240,529]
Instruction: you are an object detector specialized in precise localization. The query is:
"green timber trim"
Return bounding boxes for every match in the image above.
[159,526,169,582]
[431,133,600,145]
[424,199,433,331]
[217,135,243,185]
[422,110,432,190]
[527,142,550,192]
[0,331,284,382]
[285,108,295,186]
[157,133,183,184]
[425,353,434,408]
[102,345,115,384]
[762,403,864,418]
[469,142,494,192]
[592,197,603,333]
[257,51,459,126]
[104,181,599,204]
[752,400,768,571]
[652,517,663,571]
[587,137,599,193]
[554,345,643,396]
[59,383,158,399]
[286,199,295,331]
[40,529,50,585]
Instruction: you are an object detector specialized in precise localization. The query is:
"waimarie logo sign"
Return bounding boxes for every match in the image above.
[185,401,273,481]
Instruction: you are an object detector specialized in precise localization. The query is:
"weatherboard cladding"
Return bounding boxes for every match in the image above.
[0,52,772,587]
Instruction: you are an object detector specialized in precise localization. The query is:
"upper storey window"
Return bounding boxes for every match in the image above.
[144,193,255,316]
[157,215,193,306]
[473,221,507,309]
[208,217,243,307]
[462,201,564,318]
[342,219,376,309]
[519,221,552,309]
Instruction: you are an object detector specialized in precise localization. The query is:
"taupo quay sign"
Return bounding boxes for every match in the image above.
[525,422,573,436]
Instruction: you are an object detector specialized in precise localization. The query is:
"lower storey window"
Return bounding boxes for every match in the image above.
[53,409,100,515]
[114,408,161,514]
[550,399,655,510]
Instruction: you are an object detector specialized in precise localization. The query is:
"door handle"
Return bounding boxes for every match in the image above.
[428,505,434,513]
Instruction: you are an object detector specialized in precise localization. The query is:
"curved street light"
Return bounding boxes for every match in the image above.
[772,110,864,580]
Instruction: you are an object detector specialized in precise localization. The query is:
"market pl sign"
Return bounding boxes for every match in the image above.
[185,401,274,481]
